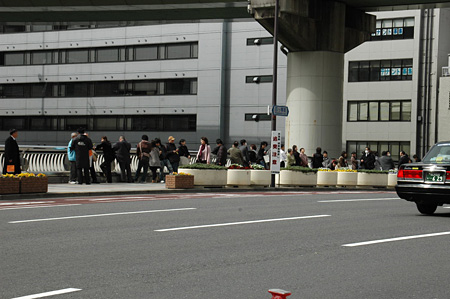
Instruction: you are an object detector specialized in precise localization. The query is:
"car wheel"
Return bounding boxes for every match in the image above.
[416,203,438,215]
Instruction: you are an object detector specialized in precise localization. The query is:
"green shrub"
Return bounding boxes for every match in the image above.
[357,169,389,174]
[282,166,318,173]
[179,163,227,170]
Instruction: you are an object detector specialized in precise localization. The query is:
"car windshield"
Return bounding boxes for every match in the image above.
[423,143,450,163]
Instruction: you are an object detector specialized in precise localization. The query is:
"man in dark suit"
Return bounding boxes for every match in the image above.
[3,129,21,174]
[379,151,395,170]
[360,147,376,170]
[71,128,93,185]
[113,135,132,183]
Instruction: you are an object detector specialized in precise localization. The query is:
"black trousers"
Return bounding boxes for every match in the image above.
[77,167,90,184]
[100,159,113,183]
[150,166,159,181]
[118,161,132,183]
[69,161,77,182]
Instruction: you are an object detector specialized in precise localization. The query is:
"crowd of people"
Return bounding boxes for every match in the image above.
[3,128,421,183]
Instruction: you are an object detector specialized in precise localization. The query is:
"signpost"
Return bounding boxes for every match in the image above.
[271,131,282,174]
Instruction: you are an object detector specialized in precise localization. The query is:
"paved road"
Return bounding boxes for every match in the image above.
[2,191,450,299]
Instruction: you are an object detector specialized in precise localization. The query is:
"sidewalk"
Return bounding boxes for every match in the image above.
[0,183,394,201]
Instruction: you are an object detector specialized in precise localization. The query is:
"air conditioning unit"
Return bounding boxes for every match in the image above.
[443,67,450,77]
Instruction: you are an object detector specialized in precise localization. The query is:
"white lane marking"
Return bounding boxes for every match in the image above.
[318,198,398,203]
[0,201,54,206]
[155,215,331,232]
[343,231,450,247]
[12,288,82,299]
[9,208,196,224]
[0,204,81,211]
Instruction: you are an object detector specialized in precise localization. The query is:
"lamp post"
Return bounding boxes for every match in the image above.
[270,0,279,188]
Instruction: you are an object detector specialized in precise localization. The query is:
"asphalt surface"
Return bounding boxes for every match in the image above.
[2,191,450,299]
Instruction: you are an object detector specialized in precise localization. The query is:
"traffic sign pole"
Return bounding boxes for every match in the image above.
[271,0,279,188]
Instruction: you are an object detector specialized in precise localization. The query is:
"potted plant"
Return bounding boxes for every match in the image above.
[0,174,20,194]
[317,168,338,186]
[18,173,48,194]
[249,164,271,186]
[179,163,227,187]
[279,166,317,186]
[357,169,389,188]
[336,169,358,187]
[165,172,194,189]
[227,164,251,186]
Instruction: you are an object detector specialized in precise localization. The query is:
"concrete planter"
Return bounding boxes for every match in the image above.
[336,172,358,187]
[388,173,398,188]
[317,171,338,186]
[180,169,227,187]
[357,172,388,187]
[250,170,271,186]
[227,169,251,186]
[279,170,317,186]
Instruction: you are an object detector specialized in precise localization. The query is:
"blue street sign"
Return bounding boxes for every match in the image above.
[272,105,289,117]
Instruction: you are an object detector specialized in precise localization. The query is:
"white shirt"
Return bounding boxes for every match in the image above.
[280,149,287,162]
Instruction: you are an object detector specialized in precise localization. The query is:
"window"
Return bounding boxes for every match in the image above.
[245,113,272,121]
[246,75,273,84]
[370,17,415,41]
[96,48,119,62]
[65,117,88,131]
[165,79,193,95]
[4,53,25,66]
[64,83,90,97]
[133,81,158,96]
[246,37,274,46]
[134,45,158,61]
[94,81,122,97]
[30,117,57,130]
[347,100,411,122]
[166,43,192,59]
[94,117,119,131]
[31,51,52,65]
[66,49,89,64]
[346,141,410,161]
[349,59,413,82]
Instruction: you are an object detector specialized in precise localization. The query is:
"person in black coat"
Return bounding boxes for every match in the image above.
[95,136,115,183]
[292,145,301,167]
[166,136,180,173]
[213,139,227,166]
[360,147,376,170]
[398,151,410,168]
[3,129,21,174]
[311,147,324,169]
[71,128,93,184]
[113,135,132,183]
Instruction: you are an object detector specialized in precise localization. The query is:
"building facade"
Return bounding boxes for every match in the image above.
[0,21,286,148]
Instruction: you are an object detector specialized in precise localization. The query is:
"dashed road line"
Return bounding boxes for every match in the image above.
[12,288,82,299]
[343,231,450,247]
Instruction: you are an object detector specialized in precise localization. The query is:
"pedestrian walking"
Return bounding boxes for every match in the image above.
[311,147,323,169]
[149,140,161,183]
[196,137,211,164]
[2,129,21,175]
[95,136,114,183]
[256,141,268,168]
[166,136,180,173]
[228,141,245,165]
[178,139,191,166]
[113,135,132,183]
[134,135,151,183]
[67,132,77,183]
[71,128,93,184]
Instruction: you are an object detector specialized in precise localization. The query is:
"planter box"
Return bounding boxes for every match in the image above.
[165,175,194,189]
[317,171,338,186]
[336,172,358,187]
[388,173,398,188]
[250,170,271,186]
[0,178,20,194]
[20,177,48,193]
[357,172,388,187]
[180,169,227,187]
[279,170,317,186]
[227,169,251,186]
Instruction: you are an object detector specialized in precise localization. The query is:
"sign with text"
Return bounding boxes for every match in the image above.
[272,105,289,117]
[270,131,281,174]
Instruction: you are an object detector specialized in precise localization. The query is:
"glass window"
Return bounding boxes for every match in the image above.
[30,117,56,130]
[370,61,380,81]
[359,61,370,81]
[348,102,358,121]
[134,46,158,61]
[191,43,198,58]
[30,83,54,98]
[3,25,26,33]
[65,83,90,97]
[348,62,359,82]
[391,60,402,80]
[66,49,89,64]
[380,61,391,81]
[393,19,404,27]
[390,101,401,121]
[401,101,412,121]
[165,79,192,95]
[368,102,379,121]
[94,117,118,130]
[382,19,393,28]
[190,80,198,95]
[133,81,158,95]
[359,102,368,121]
[3,85,25,97]
[5,118,26,130]
[65,117,88,131]
[31,51,52,65]
[94,81,122,97]
[96,48,119,62]
[4,52,25,66]
[404,17,415,27]
[380,102,390,121]
[131,117,159,131]
[31,25,53,32]
[246,37,274,46]
[166,44,191,59]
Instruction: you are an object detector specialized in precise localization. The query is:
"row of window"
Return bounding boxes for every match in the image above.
[0,78,197,98]
[0,23,139,34]
[349,59,413,82]
[0,42,198,66]
[370,17,415,41]
[0,115,197,132]
[246,37,274,46]
[348,100,411,122]
[245,75,273,84]
[346,141,410,162]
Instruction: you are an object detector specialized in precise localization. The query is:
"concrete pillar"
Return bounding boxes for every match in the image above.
[285,51,343,158]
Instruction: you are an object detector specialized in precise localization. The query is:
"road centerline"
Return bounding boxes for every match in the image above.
[155,215,331,232]
[343,231,450,247]
[9,208,196,224]
[12,288,82,299]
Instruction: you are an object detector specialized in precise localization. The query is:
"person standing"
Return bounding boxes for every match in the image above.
[156,138,173,183]
[322,151,332,169]
[71,128,93,185]
[299,148,309,168]
[113,135,132,183]
[3,129,21,175]
[280,144,287,168]
[67,132,77,183]
[86,133,99,184]
[257,141,268,168]
[95,136,114,183]
[239,139,250,167]
[178,139,191,166]
[248,144,258,164]
[166,136,180,173]
[413,154,421,163]
[292,145,301,166]
[337,151,348,169]
[287,148,296,167]
[379,151,395,171]
[196,137,211,164]
[350,152,358,170]
[311,147,323,169]
[149,140,161,183]
[398,151,410,168]
[214,139,227,166]
[228,141,245,165]
[360,147,376,170]
[135,135,151,183]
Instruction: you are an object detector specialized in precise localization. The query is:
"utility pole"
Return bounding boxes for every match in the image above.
[270,0,279,188]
